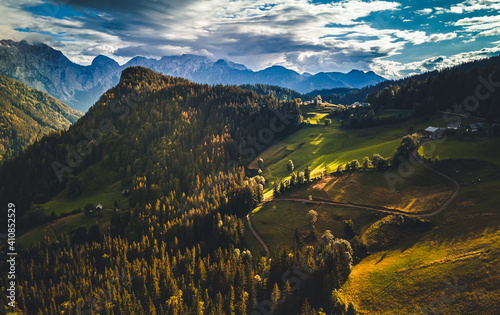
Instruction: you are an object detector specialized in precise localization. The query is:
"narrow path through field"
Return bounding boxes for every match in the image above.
[246,154,460,256]
[246,213,270,258]
[418,162,460,218]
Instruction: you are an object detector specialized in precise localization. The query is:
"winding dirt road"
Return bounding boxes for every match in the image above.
[246,213,270,258]
[246,157,460,256]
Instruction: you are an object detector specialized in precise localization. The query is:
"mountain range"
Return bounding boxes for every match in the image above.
[0,40,385,112]
[0,75,82,160]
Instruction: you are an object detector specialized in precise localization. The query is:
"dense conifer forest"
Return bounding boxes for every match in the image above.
[366,56,500,120]
[0,75,82,161]
[0,67,358,314]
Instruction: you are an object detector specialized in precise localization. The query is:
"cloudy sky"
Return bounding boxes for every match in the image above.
[1,0,500,78]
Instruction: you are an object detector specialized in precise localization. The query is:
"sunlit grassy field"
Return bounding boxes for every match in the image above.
[281,167,455,214]
[338,160,500,314]
[250,112,490,198]
[246,110,500,313]
[419,137,500,167]
[247,200,380,255]
[42,164,127,216]
[247,159,500,313]
[249,123,406,194]
[19,163,128,247]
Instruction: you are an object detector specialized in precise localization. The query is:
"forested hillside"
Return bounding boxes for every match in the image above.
[0,67,356,314]
[0,75,82,161]
[366,56,500,120]
[0,66,302,221]
[240,83,305,101]
[309,84,392,105]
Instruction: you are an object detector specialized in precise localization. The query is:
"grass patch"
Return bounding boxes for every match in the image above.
[43,186,124,216]
[18,210,113,248]
[42,164,127,216]
[247,200,380,255]
[338,160,500,314]
[245,106,500,312]
[251,122,407,194]
[375,109,413,119]
[419,137,500,167]
[282,167,455,214]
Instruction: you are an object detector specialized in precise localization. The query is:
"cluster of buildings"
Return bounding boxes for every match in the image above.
[425,121,487,139]
[352,101,371,108]
[300,96,371,109]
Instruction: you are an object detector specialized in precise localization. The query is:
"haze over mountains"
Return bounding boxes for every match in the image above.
[0,40,386,112]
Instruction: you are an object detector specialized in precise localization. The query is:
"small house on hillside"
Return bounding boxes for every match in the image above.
[425,126,446,139]
[95,204,103,213]
[468,124,479,132]
[447,121,463,130]
[467,123,485,132]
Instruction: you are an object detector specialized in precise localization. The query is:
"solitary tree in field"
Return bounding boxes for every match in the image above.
[258,158,264,171]
[304,166,311,182]
[392,133,421,167]
[372,153,381,168]
[337,164,344,174]
[273,182,280,197]
[298,171,305,185]
[343,219,356,239]
[345,162,351,172]
[372,153,389,170]
[363,156,370,170]
[287,160,294,172]
[307,209,318,235]
[351,160,360,171]
[321,229,334,246]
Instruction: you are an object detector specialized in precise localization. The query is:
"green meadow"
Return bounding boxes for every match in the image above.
[245,110,500,313]
[42,163,127,216]
[18,210,113,248]
[18,163,128,247]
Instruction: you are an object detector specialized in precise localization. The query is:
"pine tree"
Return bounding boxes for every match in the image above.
[271,282,281,311]
[300,298,315,315]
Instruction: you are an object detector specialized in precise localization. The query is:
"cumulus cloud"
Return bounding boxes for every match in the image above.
[370,44,500,78]
[454,14,500,40]
[448,0,500,14]
[415,8,433,15]
[428,32,458,42]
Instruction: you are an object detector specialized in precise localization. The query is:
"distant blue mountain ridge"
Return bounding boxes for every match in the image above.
[0,40,386,112]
